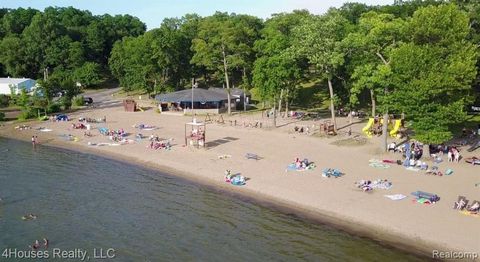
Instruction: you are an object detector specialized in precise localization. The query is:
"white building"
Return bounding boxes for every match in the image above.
[0,78,36,95]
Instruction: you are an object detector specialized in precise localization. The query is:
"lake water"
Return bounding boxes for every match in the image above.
[0,138,426,261]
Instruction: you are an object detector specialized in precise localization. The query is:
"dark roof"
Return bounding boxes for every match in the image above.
[155,88,228,103]
[209,87,251,97]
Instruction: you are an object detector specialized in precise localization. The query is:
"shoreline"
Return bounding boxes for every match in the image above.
[0,133,438,259]
[1,104,478,260]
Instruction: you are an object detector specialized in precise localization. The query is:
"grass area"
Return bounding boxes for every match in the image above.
[294,80,330,110]
[114,89,149,98]
[0,105,21,111]
[449,114,480,137]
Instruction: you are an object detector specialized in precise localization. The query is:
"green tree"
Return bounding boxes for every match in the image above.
[292,10,351,131]
[191,12,261,114]
[388,4,477,144]
[253,11,309,126]
[73,62,102,87]
[1,7,39,36]
[343,11,407,151]
[109,35,154,93]
[0,35,27,76]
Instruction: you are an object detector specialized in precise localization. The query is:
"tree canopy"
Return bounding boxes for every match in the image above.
[1,2,479,144]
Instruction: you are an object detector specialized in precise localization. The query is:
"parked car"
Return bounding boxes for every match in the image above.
[84,97,93,105]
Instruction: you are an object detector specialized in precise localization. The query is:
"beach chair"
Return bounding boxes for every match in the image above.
[245,153,260,160]
[453,196,469,210]
[467,200,480,212]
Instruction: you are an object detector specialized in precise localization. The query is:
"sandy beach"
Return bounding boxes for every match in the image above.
[1,98,479,258]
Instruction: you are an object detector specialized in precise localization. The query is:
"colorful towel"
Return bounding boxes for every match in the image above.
[413,198,432,205]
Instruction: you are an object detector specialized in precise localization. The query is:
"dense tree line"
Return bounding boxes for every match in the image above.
[0,7,145,87]
[1,1,479,145]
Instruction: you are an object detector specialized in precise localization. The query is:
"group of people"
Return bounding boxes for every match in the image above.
[294,158,311,169]
[31,135,39,146]
[356,179,393,192]
[101,129,126,142]
[388,141,424,160]
[453,196,480,212]
[71,123,87,129]
[429,144,461,163]
[78,116,106,123]
[447,147,461,163]
[293,126,310,134]
[149,134,161,142]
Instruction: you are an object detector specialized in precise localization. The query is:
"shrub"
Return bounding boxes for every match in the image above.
[61,96,72,110]
[17,110,36,121]
[0,112,5,121]
[47,103,61,113]
[0,95,10,108]
[73,96,85,107]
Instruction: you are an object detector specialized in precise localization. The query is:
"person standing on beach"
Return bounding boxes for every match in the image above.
[31,136,36,146]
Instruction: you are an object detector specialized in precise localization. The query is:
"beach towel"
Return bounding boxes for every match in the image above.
[119,139,135,145]
[413,198,432,205]
[245,153,260,160]
[230,175,246,186]
[371,179,392,190]
[286,163,316,172]
[369,162,390,169]
[411,191,440,202]
[384,194,407,201]
[39,128,52,132]
[322,168,342,178]
[460,210,479,218]
[445,169,453,175]
[405,166,420,172]
[92,142,120,147]
[382,160,396,164]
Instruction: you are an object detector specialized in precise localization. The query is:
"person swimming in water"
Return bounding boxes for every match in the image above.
[43,238,49,248]
[22,213,37,220]
[30,240,40,250]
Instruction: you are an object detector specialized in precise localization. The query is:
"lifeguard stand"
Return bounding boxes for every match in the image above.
[185,121,206,148]
[123,99,137,112]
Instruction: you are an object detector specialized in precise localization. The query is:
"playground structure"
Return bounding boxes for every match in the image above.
[362,118,403,138]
